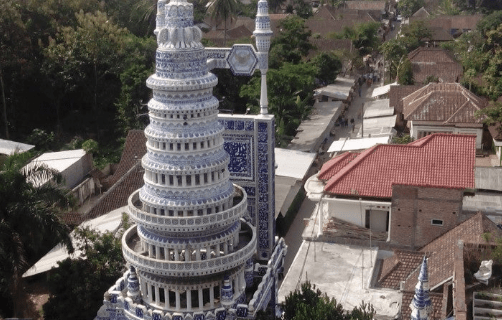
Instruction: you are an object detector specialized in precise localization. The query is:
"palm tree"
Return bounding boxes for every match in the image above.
[0,153,74,317]
[209,0,239,46]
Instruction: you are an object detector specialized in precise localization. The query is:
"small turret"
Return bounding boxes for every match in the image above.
[410,256,432,320]
[253,0,273,115]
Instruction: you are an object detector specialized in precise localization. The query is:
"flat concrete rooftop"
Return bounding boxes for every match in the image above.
[278,241,401,319]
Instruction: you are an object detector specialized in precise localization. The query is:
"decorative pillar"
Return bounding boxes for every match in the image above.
[410,256,432,320]
[220,276,234,309]
[253,0,272,115]
[127,266,141,303]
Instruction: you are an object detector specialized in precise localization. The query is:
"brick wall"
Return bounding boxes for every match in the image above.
[390,185,465,249]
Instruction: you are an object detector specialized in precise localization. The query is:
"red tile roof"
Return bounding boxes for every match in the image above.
[318,152,359,180]
[403,83,485,123]
[403,212,502,291]
[323,133,476,198]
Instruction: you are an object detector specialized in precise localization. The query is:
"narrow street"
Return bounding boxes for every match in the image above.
[282,21,402,274]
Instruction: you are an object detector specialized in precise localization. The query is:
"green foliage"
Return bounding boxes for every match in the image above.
[477,10,502,34]
[398,0,426,17]
[475,101,502,127]
[448,12,502,100]
[241,63,316,146]
[0,153,74,317]
[392,135,413,144]
[43,227,125,320]
[209,0,239,46]
[26,128,55,152]
[436,0,461,15]
[292,0,313,19]
[379,21,431,80]
[82,139,98,154]
[270,16,313,67]
[311,52,342,84]
[283,282,375,320]
[423,74,439,84]
[397,58,414,85]
[341,22,381,55]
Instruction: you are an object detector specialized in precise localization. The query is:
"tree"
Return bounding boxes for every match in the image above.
[398,0,426,17]
[44,10,128,141]
[397,57,414,85]
[311,52,342,85]
[292,0,313,19]
[283,281,375,320]
[43,227,125,320]
[380,39,407,80]
[241,63,316,146]
[269,16,313,67]
[209,0,239,46]
[339,22,381,56]
[0,0,31,139]
[0,152,74,317]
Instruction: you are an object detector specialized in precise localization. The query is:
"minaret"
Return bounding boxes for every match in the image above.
[120,0,256,316]
[253,0,272,115]
[410,256,432,320]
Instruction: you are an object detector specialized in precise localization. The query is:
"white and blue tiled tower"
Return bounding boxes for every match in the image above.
[95,0,287,319]
[410,256,433,320]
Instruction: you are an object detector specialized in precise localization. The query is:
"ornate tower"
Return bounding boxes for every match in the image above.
[121,0,255,316]
[96,0,287,319]
[410,256,433,320]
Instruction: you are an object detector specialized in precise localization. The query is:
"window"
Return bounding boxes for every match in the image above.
[431,219,443,226]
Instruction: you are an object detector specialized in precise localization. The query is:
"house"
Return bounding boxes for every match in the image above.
[343,1,388,20]
[407,47,463,84]
[388,84,423,128]
[24,149,93,189]
[306,6,377,39]
[488,125,502,165]
[305,133,476,248]
[402,83,486,149]
[0,138,34,156]
[410,14,483,38]
[378,212,502,320]
[357,98,397,139]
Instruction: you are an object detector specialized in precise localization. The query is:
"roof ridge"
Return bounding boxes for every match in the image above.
[404,91,433,119]
[324,145,380,191]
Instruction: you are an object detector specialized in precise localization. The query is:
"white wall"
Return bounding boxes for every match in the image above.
[322,197,391,228]
[410,122,483,149]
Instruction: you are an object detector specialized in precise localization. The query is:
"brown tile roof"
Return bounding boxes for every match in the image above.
[410,14,483,35]
[401,291,444,320]
[378,250,425,289]
[402,213,502,291]
[86,130,147,219]
[427,26,454,42]
[407,47,462,83]
[307,38,353,58]
[411,7,430,18]
[86,166,144,220]
[408,47,456,64]
[306,6,376,37]
[488,125,502,141]
[60,212,86,228]
[101,130,146,190]
[344,1,386,11]
[388,85,424,114]
[403,83,485,123]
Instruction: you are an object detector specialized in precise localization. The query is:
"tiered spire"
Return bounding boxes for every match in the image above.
[410,256,433,320]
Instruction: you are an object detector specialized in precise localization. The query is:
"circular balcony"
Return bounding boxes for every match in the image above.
[127,185,247,234]
[122,220,256,277]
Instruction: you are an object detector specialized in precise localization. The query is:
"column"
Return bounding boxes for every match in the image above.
[210,285,214,308]
[155,286,160,305]
[175,249,179,261]
[223,243,228,255]
[176,290,181,310]
[165,288,170,308]
[187,290,192,310]
[198,288,203,310]
[196,248,201,260]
